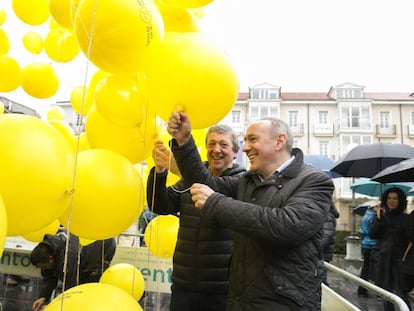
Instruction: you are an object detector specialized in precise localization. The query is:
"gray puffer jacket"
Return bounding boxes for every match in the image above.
[147,162,245,294]
[172,137,334,311]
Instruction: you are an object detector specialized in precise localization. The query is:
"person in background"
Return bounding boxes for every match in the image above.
[369,187,412,311]
[357,204,378,297]
[147,124,245,311]
[167,111,334,310]
[322,201,340,286]
[30,232,116,311]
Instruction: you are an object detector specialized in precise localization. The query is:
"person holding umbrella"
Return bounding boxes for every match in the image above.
[368,187,413,310]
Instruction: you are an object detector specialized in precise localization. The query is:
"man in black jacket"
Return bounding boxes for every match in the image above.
[30,232,116,311]
[167,112,334,311]
[147,124,245,311]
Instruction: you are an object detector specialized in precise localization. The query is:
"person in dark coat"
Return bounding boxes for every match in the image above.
[368,187,412,311]
[30,232,116,311]
[322,201,340,286]
[147,124,245,311]
[167,112,334,311]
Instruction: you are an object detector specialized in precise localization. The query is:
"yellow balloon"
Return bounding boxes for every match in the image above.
[21,62,59,98]
[44,28,80,62]
[0,114,73,235]
[12,0,50,25]
[48,120,77,153]
[85,107,158,163]
[0,195,7,258]
[0,28,10,54]
[22,219,60,242]
[79,237,95,246]
[77,132,91,152]
[47,106,65,121]
[94,75,145,128]
[0,9,6,25]
[158,5,200,32]
[159,0,213,8]
[100,263,145,301]
[22,31,44,54]
[190,7,205,19]
[44,283,143,311]
[70,85,94,116]
[0,55,21,92]
[144,215,179,258]
[74,0,164,74]
[49,0,80,29]
[88,70,109,92]
[145,32,239,129]
[59,149,145,240]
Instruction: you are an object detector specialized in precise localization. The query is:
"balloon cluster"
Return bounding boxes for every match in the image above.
[0,0,238,267]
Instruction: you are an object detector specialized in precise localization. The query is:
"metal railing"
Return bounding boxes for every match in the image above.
[325,262,410,311]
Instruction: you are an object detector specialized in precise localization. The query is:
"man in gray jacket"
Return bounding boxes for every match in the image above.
[167,112,334,311]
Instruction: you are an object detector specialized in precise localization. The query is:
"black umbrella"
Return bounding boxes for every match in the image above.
[372,158,414,183]
[330,142,414,178]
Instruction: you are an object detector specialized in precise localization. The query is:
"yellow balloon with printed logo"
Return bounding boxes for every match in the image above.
[74,0,164,74]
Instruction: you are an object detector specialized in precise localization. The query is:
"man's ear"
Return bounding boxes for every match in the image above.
[275,134,286,151]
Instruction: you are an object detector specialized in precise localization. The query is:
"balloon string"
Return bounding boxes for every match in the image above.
[58,1,99,310]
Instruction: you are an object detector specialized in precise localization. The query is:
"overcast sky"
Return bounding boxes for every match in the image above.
[1,0,414,115]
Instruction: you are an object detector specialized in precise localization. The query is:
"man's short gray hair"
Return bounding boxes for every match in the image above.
[261,118,293,152]
[206,124,240,153]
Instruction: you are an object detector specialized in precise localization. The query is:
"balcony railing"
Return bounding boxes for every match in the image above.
[290,123,304,137]
[375,124,396,137]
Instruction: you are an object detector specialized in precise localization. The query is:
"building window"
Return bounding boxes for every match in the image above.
[249,104,278,121]
[410,112,414,125]
[250,88,278,99]
[231,111,241,123]
[336,89,363,99]
[318,111,328,124]
[288,111,299,128]
[319,141,329,157]
[340,105,370,129]
[379,111,390,128]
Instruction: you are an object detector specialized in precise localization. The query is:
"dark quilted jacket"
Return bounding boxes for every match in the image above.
[172,137,334,311]
[147,162,245,294]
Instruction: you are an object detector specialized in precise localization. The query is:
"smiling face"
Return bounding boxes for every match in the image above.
[206,131,238,176]
[242,120,283,179]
